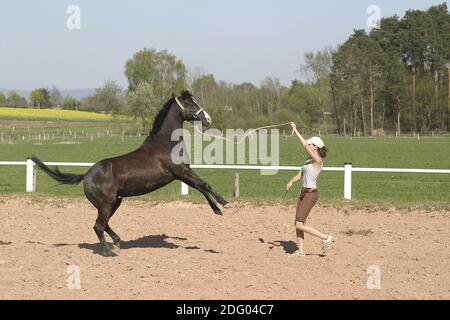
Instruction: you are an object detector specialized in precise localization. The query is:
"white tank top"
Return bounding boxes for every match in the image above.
[302,159,322,189]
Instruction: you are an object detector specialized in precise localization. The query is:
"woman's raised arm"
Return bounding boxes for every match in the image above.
[290,123,322,163]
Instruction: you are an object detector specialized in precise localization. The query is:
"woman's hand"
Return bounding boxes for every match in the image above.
[289,122,297,131]
[286,180,293,190]
[288,171,302,189]
[289,122,298,135]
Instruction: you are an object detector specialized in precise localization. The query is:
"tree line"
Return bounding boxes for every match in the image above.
[0,87,79,110]
[331,3,450,135]
[2,3,448,135]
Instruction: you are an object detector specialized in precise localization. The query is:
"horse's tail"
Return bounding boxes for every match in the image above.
[29,155,85,185]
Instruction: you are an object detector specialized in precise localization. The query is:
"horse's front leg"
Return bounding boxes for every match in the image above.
[182,169,230,208]
[177,176,223,215]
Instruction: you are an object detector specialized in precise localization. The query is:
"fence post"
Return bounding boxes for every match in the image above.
[181,182,189,195]
[26,158,36,192]
[344,162,352,200]
[234,173,240,198]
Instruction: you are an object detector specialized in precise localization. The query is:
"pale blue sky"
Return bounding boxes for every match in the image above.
[0,0,446,90]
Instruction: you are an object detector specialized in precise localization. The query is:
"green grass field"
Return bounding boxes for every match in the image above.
[1,123,449,207]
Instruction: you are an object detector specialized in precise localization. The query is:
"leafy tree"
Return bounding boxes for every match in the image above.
[8,91,27,108]
[260,77,283,120]
[79,95,99,111]
[49,86,63,107]
[287,80,322,129]
[300,48,333,133]
[30,88,50,108]
[191,73,218,106]
[126,82,156,132]
[63,96,79,110]
[125,48,187,107]
[230,82,264,118]
[30,90,45,108]
[0,92,6,106]
[95,80,124,116]
[301,48,333,84]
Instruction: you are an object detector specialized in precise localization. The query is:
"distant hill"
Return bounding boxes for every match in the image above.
[0,88,97,101]
[0,88,30,99]
[61,89,97,100]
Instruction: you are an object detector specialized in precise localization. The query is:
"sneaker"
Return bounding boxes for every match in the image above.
[288,250,306,257]
[322,235,333,256]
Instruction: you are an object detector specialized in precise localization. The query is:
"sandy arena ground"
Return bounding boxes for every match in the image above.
[0,196,449,300]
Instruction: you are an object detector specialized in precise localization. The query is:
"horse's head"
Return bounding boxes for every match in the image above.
[174,90,212,128]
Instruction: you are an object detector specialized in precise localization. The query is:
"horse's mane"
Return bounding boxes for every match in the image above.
[143,91,192,144]
[147,97,175,138]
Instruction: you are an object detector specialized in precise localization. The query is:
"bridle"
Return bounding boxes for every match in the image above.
[174,96,205,119]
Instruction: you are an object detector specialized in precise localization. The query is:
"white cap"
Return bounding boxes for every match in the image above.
[306,136,325,148]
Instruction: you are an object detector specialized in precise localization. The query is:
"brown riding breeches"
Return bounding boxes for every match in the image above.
[295,189,319,222]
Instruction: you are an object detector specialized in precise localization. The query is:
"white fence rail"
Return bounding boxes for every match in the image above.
[0,159,449,200]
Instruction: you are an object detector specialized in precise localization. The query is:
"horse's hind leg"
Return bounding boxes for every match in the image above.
[105,198,122,250]
[94,199,121,257]
[93,209,115,257]
[105,224,121,249]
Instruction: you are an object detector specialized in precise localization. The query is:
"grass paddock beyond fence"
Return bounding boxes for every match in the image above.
[1,123,449,207]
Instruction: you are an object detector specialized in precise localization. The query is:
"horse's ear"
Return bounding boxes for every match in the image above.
[172,92,176,99]
[181,90,192,98]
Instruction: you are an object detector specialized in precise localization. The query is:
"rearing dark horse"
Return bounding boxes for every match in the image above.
[30,90,230,256]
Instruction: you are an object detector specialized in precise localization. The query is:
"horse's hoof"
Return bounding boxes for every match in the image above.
[213,209,223,216]
[113,241,121,250]
[223,202,234,209]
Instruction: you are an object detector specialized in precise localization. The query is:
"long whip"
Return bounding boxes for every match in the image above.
[278,188,290,214]
[193,121,297,144]
[193,119,300,215]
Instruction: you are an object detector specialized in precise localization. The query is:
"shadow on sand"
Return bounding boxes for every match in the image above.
[77,233,221,256]
[267,240,324,257]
